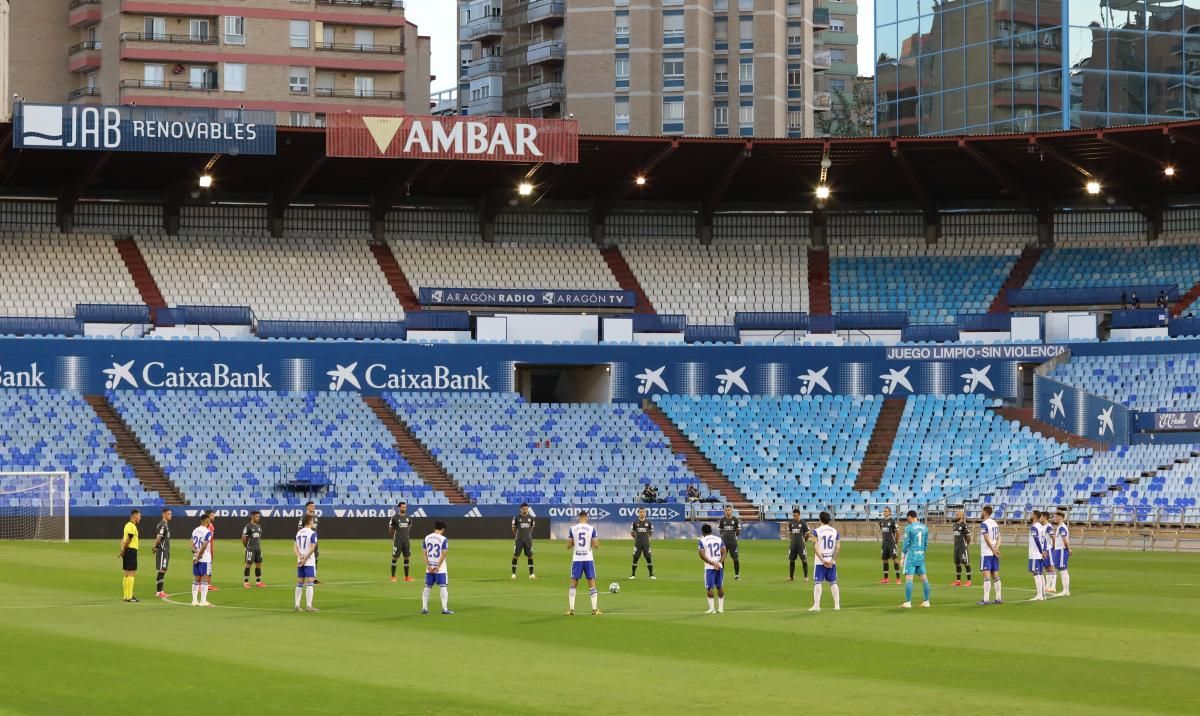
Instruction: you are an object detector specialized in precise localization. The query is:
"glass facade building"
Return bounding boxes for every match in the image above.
[875,0,1200,135]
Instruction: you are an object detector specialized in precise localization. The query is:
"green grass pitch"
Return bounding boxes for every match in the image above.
[1,538,1197,715]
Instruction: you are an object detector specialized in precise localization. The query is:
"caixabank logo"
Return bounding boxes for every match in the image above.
[324,363,491,391]
[102,360,272,389]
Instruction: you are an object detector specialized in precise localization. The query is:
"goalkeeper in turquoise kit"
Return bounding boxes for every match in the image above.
[899,510,931,609]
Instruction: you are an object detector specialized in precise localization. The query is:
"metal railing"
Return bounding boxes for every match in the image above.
[118,79,218,91]
[314,88,406,100]
[68,0,101,9]
[67,87,102,100]
[68,40,102,54]
[461,16,504,41]
[526,81,565,107]
[119,32,218,45]
[526,0,565,23]
[527,40,565,64]
[316,0,403,8]
[315,41,405,54]
[465,56,504,79]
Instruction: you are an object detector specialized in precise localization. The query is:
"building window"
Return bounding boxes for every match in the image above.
[663,12,684,42]
[224,16,245,45]
[714,104,729,127]
[290,112,311,127]
[615,54,630,89]
[355,76,375,97]
[739,102,754,126]
[829,78,846,92]
[187,66,206,89]
[189,18,210,42]
[316,71,335,91]
[787,67,803,87]
[289,67,309,93]
[830,18,846,32]
[739,0,753,8]
[354,28,375,51]
[739,17,753,49]
[663,55,684,88]
[739,60,754,83]
[787,25,802,46]
[788,108,802,129]
[663,98,684,121]
[290,20,310,48]
[714,62,729,84]
[224,63,246,92]
[615,97,630,134]
[829,48,846,62]
[314,113,327,128]
[143,16,165,40]
[143,63,165,87]
[85,71,97,90]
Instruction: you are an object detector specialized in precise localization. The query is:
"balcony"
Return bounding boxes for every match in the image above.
[67,87,102,100]
[68,0,100,7]
[461,16,505,42]
[466,95,504,116]
[527,40,565,65]
[526,81,565,109]
[812,50,832,70]
[813,7,831,29]
[812,91,832,110]
[314,88,406,100]
[119,79,218,91]
[315,0,404,8]
[316,41,405,55]
[465,56,504,79]
[527,0,565,24]
[120,32,219,45]
[68,0,101,27]
[68,40,102,55]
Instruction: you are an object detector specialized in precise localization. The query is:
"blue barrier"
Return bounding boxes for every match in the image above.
[633,314,686,333]
[1134,410,1200,432]
[0,316,82,336]
[684,324,739,344]
[808,314,836,333]
[419,287,635,309]
[72,502,690,521]
[155,305,253,326]
[76,304,151,324]
[901,324,960,343]
[1111,308,1169,329]
[406,311,471,331]
[734,312,809,330]
[958,313,1012,332]
[1008,284,1177,307]
[258,320,407,340]
[1169,316,1200,337]
[836,311,908,330]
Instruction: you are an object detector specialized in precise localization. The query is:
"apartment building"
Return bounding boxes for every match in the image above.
[457,0,859,138]
[3,0,431,127]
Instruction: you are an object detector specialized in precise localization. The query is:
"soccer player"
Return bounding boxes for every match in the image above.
[879,507,901,583]
[630,507,655,580]
[1027,510,1048,602]
[809,511,841,612]
[205,511,219,592]
[152,508,171,598]
[242,510,266,588]
[421,521,452,615]
[1051,511,1072,597]
[566,511,601,616]
[511,502,537,580]
[977,505,1003,605]
[119,508,141,603]
[294,514,318,612]
[698,523,726,614]
[1039,511,1057,595]
[299,501,320,584]
[899,510,931,609]
[389,501,414,583]
[718,504,742,580]
[786,508,809,582]
[190,513,215,607]
[951,509,972,587]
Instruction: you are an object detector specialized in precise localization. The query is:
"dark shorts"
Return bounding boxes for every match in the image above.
[154,549,169,572]
[512,539,533,558]
[722,540,739,559]
[122,549,138,572]
[245,548,263,564]
[789,543,807,561]
[953,544,969,565]
[882,544,898,560]
[632,543,652,561]
[392,541,411,560]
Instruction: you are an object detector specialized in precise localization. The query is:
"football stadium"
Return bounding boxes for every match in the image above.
[2,2,1200,713]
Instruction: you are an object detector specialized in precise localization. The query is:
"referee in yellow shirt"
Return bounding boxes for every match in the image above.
[119,509,141,603]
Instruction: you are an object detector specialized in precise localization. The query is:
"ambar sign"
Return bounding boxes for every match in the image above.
[326,113,579,164]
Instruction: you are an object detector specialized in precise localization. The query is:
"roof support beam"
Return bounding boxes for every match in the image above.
[56,151,112,233]
[269,149,327,236]
[1097,131,1167,170]
[958,139,1046,219]
[698,142,751,240]
[891,142,937,226]
[163,155,219,235]
[1031,139,1093,180]
[371,159,431,222]
[591,139,677,226]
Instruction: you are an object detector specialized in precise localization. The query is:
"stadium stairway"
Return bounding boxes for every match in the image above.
[84,394,185,505]
[643,402,758,520]
[990,407,1109,451]
[1171,280,1200,318]
[852,397,906,491]
[601,247,655,314]
[362,396,471,504]
[369,243,421,312]
[988,246,1043,313]
[114,237,166,319]
[806,249,832,315]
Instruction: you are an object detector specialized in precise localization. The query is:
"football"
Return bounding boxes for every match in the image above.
[609,582,621,594]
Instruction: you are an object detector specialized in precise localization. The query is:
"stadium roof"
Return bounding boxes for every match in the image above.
[2,120,1199,215]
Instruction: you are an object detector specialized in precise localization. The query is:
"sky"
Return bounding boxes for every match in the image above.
[404,0,876,95]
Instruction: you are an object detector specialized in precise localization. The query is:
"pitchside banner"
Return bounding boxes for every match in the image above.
[326,113,579,164]
[420,287,635,309]
[71,503,687,521]
[1134,410,1200,432]
[13,103,276,155]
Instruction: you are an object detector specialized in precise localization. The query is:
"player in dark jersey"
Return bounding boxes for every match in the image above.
[389,501,414,582]
[879,507,901,583]
[152,508,172,598]
[952,509,972,586]
[299,502,320,584]
[629,507,655,579]
[718,504,742,580]
[511,503,537,579]
[786,508,810,582]
[241,510,266,588]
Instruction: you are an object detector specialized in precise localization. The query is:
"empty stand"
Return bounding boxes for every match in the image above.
[806,249,832,316]
[600,247,655,314]
[1024,242,1200,294]
[114,238,167,316]
[1050,354,1200,412]
[991,406,1109,451]
[853,398,906,491]
[363,396,470,504]
[86,394,184,504]
[0,232,142,317]
[368,243,421,312]
[988,246,1043,313]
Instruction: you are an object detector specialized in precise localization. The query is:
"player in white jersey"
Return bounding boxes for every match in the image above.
[1026,511,1049,601]
[421,521,452,615]
[294,514,319,612]
[566,511,601,616]
[190,513,215,607]
[808,511,841,612]
[1051,511,1072,596]
[977,505,1003,606]
[1039,511,1057,595]
[698,523,727,614]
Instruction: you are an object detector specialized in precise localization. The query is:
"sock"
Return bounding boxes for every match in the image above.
[156,571,165,593]
[199,583,209,604]
[528,559,535,575]
[894,561,902,579]
[568,588,577,611]
[589,588,598,611]
[255,567,262,583]
[647,563,654,577]
[128,576,135,599]
[391,560,398,578]
[813,583,823,607]
[923,580,931,602]
[121,576,130,600]
[192,582,200,604]
[305,585,313,608]
[790,560,796,579]
[905,580,913,603]
[244,567,250,584]
[295,585,302,608]
[1035,576,1044,599]
[632,563,638,577]
[1062,571,1070,592]
[1049,573,1058,591]
[802,560,808,578]
[512,558,518,575]
[733,558,740,576]
[883,565,889,580]
[707,596,715,611]
[422,587,431,611]
[439,586,449,611]
[831,584,840,609]
[403,560,410,578]
[994,579,1003,601]
[717,596,724,611]
[966,565,972,581]
[983,579,992,601]
[955,565,962,580]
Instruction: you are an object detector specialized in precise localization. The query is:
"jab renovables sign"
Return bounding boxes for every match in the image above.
[326,113,579,164]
